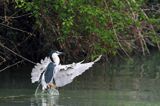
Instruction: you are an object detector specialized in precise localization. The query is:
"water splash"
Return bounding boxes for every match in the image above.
[34,83,59,96]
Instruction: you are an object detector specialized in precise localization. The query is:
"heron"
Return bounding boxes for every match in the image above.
[31,51,102,92]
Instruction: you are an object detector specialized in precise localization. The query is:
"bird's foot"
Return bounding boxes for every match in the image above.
[47,83,56,89]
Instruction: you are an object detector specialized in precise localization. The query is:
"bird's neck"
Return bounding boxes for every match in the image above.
[52,55,60,65]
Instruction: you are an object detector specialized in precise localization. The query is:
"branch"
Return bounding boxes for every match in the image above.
[0,60,24,72]
[104,0,131,58]
[11,13,32,19]
[0,23,35,36]
[125,0,150,55]
[0,56,6,65]
[0,43,36,64]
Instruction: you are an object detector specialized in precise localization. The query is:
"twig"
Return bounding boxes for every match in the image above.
[0,43,36,64]
[0,60,24,72]
[0,23,35,36]
[11,13,32,19]
[35,83,41,96]
[125,0,150,55]
[17,34,32,46]
[131,0,159,50]
[0,56,6,65]
[0,35,21,53]
[104,0,131,58]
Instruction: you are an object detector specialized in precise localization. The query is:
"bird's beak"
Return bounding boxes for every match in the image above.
[57,51,64,55]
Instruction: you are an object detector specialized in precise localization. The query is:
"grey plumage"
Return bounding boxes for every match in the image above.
[31,51,102,90]
[44,62,56,83]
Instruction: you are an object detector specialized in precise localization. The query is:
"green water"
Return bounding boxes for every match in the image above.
[0,53,160,106]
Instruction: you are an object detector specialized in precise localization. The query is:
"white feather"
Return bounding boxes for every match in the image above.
[54,55,102,87]
[41,73,48,90]
[31,57,51,83]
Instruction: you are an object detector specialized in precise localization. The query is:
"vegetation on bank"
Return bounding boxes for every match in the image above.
[0,0,160,71]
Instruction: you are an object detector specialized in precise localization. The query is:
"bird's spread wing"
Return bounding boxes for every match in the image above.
[54,55,102,87]
[31,57,51,83]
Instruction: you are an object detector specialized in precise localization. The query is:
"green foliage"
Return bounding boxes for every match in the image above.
[14,0,160,59]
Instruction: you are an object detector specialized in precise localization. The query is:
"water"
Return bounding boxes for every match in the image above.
[0,52,160,106]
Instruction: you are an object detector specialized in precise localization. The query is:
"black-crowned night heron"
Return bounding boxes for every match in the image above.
[31,51,102,91]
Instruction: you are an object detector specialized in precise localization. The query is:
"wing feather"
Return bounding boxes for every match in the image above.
[54,55,102,87]
[31,57,51,83]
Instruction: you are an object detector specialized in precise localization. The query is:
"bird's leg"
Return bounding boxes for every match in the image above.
[47,83,56,89]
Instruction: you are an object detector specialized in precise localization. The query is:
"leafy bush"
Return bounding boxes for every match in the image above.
[14,0,160,59]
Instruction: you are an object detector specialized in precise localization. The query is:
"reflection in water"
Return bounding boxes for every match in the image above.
[31,95,59,106]
[0,52,160,106]
[31,87,60,106]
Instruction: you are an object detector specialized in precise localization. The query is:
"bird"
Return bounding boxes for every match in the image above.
[31,51,102,91]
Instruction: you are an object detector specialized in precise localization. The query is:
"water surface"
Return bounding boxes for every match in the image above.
[0,53,160,106]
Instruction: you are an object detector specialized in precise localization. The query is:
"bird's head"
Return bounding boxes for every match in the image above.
[49,51,64,63]
[52,51,64,56]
